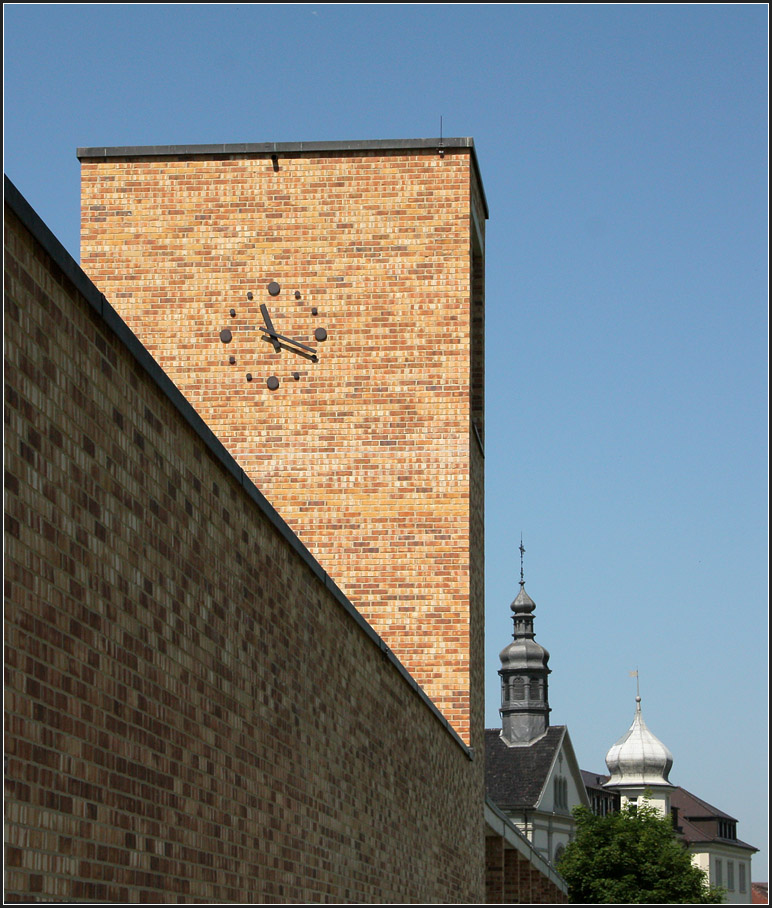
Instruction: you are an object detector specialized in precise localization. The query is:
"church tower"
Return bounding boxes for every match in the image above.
[603,692,674,816]
[78,138,486,747]
[498,542,551,746]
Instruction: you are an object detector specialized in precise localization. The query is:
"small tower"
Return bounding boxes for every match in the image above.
[603,692,674,816]
[498,541,551,746]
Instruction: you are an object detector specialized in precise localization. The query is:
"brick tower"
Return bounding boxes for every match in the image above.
[78,138,486,745]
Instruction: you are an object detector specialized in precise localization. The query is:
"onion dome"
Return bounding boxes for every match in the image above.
[499,586,551,671]
[498,575,551,747]
[604,696,674,788]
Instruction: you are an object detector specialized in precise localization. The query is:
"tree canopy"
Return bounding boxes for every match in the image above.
[556,802,725,904]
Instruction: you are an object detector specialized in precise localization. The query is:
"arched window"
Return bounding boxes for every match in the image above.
[554,776,568,809]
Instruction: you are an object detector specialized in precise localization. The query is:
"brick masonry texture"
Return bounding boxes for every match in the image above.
[78,146,486,747]
[4,191,485,902]
[484,836,567,904]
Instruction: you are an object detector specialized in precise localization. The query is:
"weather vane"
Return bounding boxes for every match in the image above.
[519,535,525,587]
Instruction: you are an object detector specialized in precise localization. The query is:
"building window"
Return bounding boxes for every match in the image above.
[554,844,565,864]
[727,862,734,891]
[718,819,737,840]
[553,777,569,810]
[739,863,747,893]
[715,859,723,887]
[554,777,563,808]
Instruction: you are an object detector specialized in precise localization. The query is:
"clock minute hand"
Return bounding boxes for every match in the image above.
[259,330,317,355]
[260,335,318,362]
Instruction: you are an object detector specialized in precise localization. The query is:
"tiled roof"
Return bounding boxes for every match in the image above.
[580,769,610,791]
[485,726,565,809]
[672,787,757,851]
[670,786,736,822]
[678,814,757,852]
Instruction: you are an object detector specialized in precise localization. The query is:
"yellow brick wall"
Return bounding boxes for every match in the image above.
[79,145,486,746]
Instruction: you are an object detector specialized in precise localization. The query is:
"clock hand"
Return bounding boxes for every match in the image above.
[260,303,318,355]
[259,304,281,352]
[259,331,318,355]
[260,334,318,362]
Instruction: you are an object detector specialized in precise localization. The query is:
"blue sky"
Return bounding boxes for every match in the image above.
[4,3,768,878]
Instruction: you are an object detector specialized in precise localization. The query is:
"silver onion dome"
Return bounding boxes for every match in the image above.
[604,696,674,788]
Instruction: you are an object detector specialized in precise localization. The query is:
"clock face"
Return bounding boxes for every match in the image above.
[218,281,327,390]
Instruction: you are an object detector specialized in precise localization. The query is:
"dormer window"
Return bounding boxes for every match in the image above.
[718,819,737,839]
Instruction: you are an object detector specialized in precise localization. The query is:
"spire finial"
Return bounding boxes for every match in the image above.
[629,668,641,703]
[519,535,525,587]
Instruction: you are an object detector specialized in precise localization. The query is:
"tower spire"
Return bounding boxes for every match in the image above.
[630,668,641,702]
[498,546,551,746]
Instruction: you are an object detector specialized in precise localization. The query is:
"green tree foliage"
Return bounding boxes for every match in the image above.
[557,802,725,904]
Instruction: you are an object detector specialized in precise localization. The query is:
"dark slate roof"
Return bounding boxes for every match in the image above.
[580,769,611,791]
[485,726,566,809]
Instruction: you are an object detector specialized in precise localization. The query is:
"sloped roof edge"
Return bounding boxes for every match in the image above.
[4,173,475,763]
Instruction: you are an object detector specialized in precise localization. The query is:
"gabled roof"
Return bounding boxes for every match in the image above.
[671,786,736,822]
[671,787,757,852]
[485,726,566,809]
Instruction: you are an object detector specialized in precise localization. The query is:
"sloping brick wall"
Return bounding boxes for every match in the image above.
[4,182,485,903]
[78,142,486,746]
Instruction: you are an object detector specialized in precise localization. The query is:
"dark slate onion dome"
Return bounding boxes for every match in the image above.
[498,583,551,746]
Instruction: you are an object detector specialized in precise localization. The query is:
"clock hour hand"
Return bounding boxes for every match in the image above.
[259,304,282,352]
